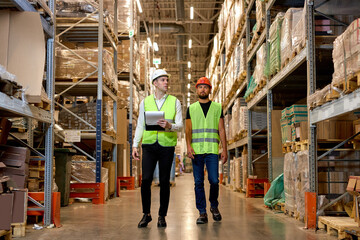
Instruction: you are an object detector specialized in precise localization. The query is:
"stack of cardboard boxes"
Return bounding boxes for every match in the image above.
[0,145,29,232]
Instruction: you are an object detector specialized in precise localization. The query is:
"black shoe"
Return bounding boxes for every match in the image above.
[196,213,208,224]
[210,207,222,221]
[138,214,152,228]
[157,216,167,228]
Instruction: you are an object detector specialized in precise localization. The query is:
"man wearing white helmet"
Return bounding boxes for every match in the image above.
[133,69,183,228]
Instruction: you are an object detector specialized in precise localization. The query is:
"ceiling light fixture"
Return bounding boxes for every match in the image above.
[188,61,191,68]
[153,42,159,51]
[188,73,191,80]
[147,37,152,47]
[136,0,143,13]
[188,92,190,97]
[190,6,194,20]
[188,39,192,49]
[187,83,190,89]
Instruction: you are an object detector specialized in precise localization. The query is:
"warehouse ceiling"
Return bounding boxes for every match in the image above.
[139,0,222,106]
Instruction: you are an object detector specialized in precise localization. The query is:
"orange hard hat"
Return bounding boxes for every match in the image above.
[195,77,212,89]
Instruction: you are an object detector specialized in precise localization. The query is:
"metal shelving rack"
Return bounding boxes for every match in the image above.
[54,0,118,185]
[0,0,55,226]
[211,0,360,227]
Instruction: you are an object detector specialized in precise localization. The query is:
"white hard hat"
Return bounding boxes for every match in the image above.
[151,69,169,83]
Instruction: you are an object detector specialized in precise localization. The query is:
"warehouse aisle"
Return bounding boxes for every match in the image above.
[24,174,335,240]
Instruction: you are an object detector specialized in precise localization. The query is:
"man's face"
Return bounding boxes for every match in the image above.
[196,84,211,99]
[154,76,169,92]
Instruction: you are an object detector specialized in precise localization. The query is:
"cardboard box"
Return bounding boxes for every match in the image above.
[117,142,130,177]
[102,161,116,196]
[272,110,284,157]
[354,119,360,140]
[116,108,128,145]
[295,121,308,141]
[317,120,353,140]
[0,10,45,103]
[0,193,14,230]
[12,190,27,224]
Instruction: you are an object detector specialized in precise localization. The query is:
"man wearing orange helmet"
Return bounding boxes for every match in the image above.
[185,77,228,224]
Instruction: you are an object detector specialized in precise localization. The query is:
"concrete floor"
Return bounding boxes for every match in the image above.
[23,173,336,240]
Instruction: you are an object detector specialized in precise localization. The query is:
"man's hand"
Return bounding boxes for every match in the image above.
[221,150,228,164]
[132,147,140,161]
[187,145,195,159]
[157,119,172,130]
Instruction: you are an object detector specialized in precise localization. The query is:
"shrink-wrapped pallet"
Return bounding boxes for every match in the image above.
[295,150,309,221]
[235,157,241,190]
[235,39,247,79]
[253,43,266,85]
[58,100,114,132]
[280,8,303,67]
[71,156,109,200]
[292,4,306,51]
[56,48,118,91]
[234,0,245,32]
[239,106,248,132]
[242,148,248,191]
[265,12,285,78]
[332,18,360,86]
[232,98,241,137]
[284,152,297,214]
[255,0,265,33]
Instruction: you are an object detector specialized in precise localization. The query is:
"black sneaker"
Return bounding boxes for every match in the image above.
[196,213,208,224]
[157,216,167,228]
[210,207,222,221]
[138,214,152,228]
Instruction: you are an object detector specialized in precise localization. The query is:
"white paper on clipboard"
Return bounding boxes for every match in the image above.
[145,111,165,125]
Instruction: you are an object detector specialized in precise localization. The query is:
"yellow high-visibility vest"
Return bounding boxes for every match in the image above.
[189,101,221,154]
[142,94,177,147]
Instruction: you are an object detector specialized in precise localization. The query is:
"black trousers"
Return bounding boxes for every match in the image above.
[141,142,175,217]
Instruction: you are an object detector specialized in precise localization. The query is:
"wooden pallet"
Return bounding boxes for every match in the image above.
[0,230,11,240]
[333,72,360,94]
[291,41,306,58]
[10,127,26,133]
[33,100,51,111]
[318,216,359,240]
[11,223,26,238]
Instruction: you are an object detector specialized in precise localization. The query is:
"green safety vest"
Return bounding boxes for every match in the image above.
[189,101,222,154]
[142,94,178,147]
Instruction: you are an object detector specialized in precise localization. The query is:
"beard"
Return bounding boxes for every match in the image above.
[198,94,209,99]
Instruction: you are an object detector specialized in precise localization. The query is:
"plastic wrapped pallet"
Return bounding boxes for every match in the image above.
[265,12,285,78]
[332,18,360,86]
[234,157,241,190]
[280,8,303,67]
[234,0,245,32]
[292,4,306,52]
[284,152,297,214]
[230,158,235,189]
[232,98,241,137]
[295,150,309,221]
[255,0,265,33]
[253,43,266,85]
[58,100,114,132]
[235,39,246,79]
[239,106,248,132]
[71,155,109,200]
[242,148,248,191]
[55,48,118,91]
[56,0,97,17]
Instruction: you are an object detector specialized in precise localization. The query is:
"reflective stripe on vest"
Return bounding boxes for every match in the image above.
[142,94,177,147]
[189,101,222,154]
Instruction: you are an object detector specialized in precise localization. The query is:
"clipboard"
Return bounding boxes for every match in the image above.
[145,111,165,131]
